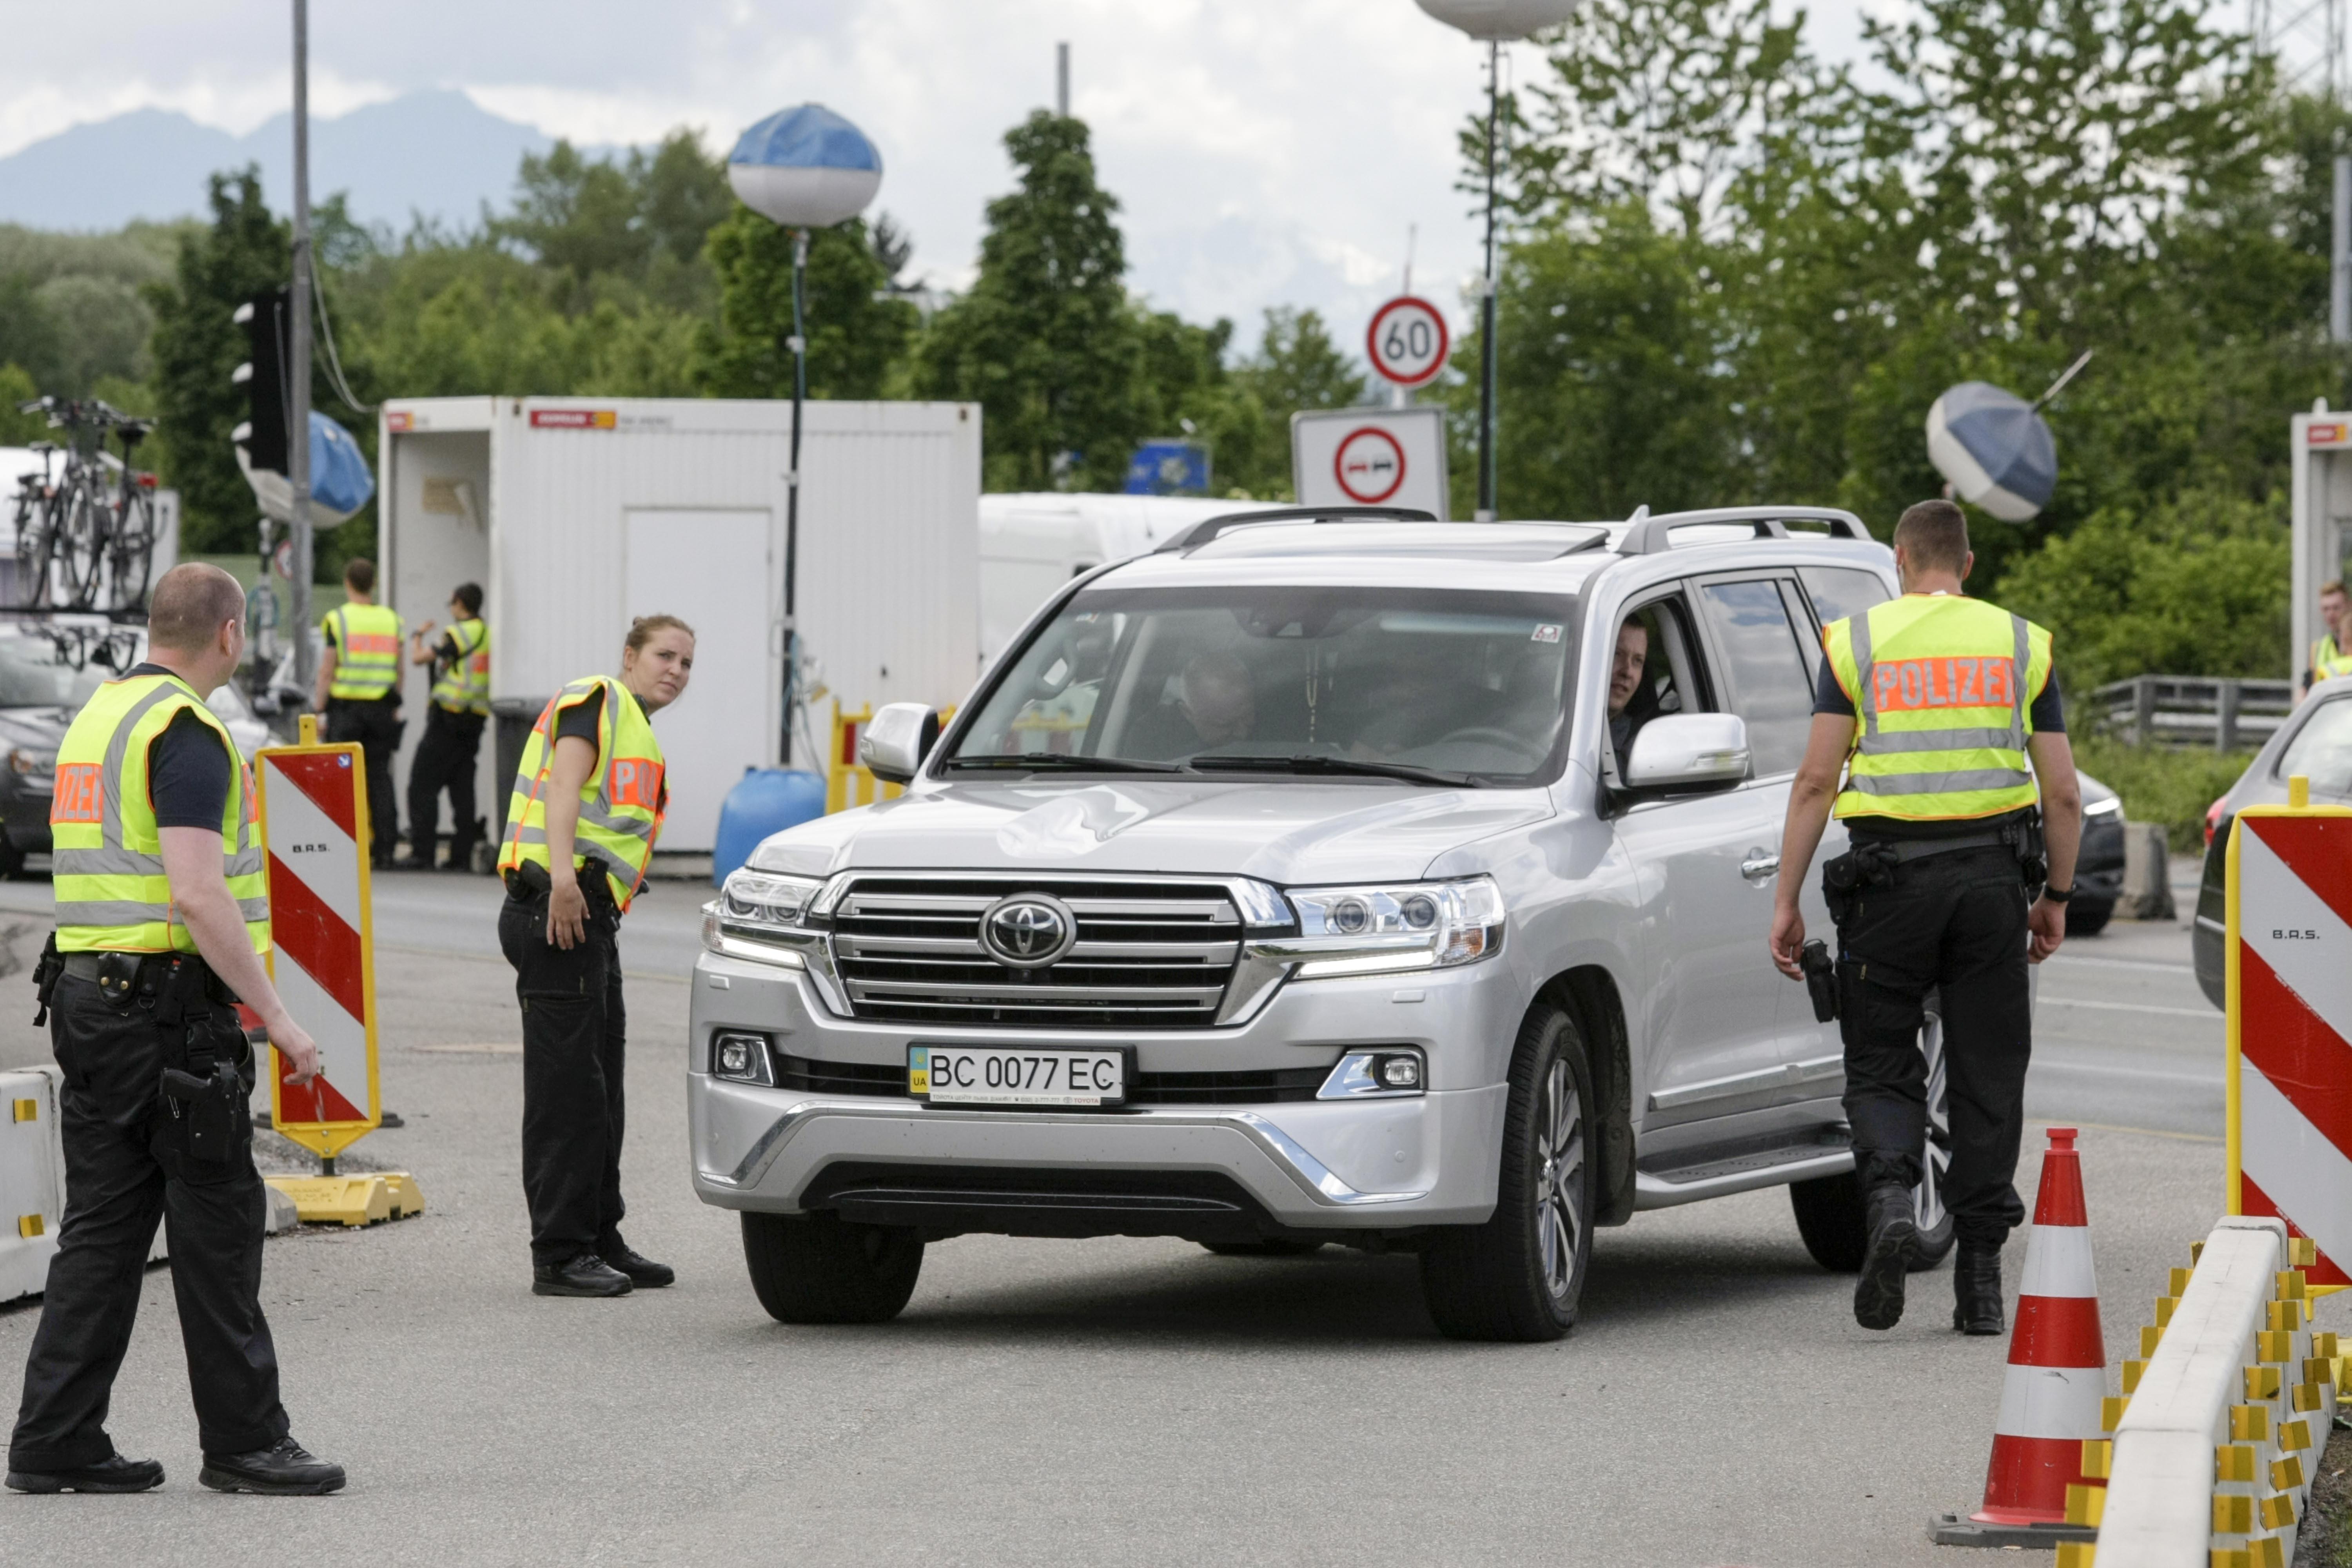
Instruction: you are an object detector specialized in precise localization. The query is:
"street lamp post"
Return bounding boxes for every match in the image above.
[1415,0,1579,522]
[726,105,883,766]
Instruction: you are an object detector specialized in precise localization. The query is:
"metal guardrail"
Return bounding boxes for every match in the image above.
[2092,676,2294,752]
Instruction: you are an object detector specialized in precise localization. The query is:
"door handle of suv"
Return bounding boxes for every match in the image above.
[1740,851,1780,882]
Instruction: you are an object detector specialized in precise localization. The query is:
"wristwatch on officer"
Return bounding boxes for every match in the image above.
[2041,884,2074,904]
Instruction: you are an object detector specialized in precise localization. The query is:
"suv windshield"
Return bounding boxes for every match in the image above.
[2278,691,2352,796]
[949,584,1578,783]
[0,634,113,708]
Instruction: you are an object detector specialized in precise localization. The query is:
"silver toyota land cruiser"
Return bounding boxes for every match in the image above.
[688,506,1955,1341]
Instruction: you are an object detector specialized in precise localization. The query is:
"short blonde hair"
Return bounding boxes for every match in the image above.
[148,563,246,654]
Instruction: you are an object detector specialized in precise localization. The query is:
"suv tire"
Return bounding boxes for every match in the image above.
[1419,1001,1594,1343]
[1789,1009,1956,1273]
[741,1211,924,1324]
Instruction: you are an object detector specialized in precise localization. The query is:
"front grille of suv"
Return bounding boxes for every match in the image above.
[829,877,1244,1029]
[771,1052,1327,1105]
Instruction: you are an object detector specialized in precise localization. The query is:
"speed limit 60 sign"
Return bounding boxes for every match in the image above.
[1368,296,1450,387]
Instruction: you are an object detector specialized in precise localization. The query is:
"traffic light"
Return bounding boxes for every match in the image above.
[232,287,291,474]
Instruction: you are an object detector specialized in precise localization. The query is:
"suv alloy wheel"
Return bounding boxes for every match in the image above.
[1419,1001,1595,1342]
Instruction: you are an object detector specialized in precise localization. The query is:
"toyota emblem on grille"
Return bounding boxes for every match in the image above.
[979,892,1077,969]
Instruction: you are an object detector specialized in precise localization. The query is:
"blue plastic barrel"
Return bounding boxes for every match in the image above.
[713,768,828,885]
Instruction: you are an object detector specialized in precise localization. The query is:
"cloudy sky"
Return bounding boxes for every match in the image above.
[0,0,2076,352]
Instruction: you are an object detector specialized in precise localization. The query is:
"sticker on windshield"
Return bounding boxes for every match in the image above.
[1531,624,1562,643]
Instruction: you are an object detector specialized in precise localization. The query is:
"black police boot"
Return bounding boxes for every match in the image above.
[5,1453,165,1493]
[599,1236,675,1288]
[1853,1183,1918,1331]
[1954,1241,2005,1336]
[198,1436,345,1495]
[534,1252,633,1298]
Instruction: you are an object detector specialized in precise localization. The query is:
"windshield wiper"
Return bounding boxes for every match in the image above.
[938,752,1192,774]
[1186,753,1475,787]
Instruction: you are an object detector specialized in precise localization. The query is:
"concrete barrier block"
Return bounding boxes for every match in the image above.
[2122,822,2178,921]
[0,1065,66,1306]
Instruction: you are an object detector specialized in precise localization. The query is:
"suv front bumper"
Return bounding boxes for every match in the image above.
[686,949,1512,1234]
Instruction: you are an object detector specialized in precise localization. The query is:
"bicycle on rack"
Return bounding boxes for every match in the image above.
[11,396,160,612]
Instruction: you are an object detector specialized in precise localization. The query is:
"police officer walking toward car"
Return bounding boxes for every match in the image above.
[498,615,693,1298]
[1769,500,2083,1336]
[7,563,345,1496]
[312,558,404,869]
[399,581,490,871]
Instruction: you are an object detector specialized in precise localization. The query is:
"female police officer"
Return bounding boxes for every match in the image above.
[497,615,693,1298]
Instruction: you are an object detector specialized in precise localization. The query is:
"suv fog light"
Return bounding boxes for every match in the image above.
[1318,1049,1426,1100]
[711,1031,775,1085]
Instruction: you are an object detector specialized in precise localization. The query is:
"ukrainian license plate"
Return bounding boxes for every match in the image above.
[909,1045,1131,1107]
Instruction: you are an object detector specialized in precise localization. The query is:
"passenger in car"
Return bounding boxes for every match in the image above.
[1608,619,1653,775]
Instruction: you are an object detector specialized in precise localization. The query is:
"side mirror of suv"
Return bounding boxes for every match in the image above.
[860,703,942,784]
[1624,713,1751,792]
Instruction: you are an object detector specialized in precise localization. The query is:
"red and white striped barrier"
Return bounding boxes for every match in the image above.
[254,738,380,1157]
[2227,795,2352,1290]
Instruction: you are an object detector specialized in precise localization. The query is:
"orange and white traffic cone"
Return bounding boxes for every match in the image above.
[1928,1127,2105,1548]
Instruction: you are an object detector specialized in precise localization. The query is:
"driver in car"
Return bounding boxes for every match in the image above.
[1175,651,1256,753]
[1607,618,1650,776]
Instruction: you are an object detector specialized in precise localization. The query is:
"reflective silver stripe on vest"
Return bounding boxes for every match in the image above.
[98,682,187,851]
[1858,726,2023,755]
[54,898,176,927]
[2007,613,2029,750]
[236,895,270,920]
[1844,767,2031,796]
[52,846,165,877]
[1849,611,1878,741]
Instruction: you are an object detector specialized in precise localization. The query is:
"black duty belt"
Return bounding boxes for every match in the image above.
[1850,827,2016,863]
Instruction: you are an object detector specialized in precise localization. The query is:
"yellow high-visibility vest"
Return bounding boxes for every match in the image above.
[2318,650,2352,682]
[325,602,403,701]
[51,673,270,955]
[431,618,490,716]
[497,675,666,911]
[1822,594,2054,822]
[2314,633,2343,675]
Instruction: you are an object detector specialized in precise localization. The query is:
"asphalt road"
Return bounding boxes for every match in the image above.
[0,858,2315,1567]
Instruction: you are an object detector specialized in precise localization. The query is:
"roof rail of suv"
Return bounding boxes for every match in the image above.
[1615,506,1873,555]
[1154,505,1439,554]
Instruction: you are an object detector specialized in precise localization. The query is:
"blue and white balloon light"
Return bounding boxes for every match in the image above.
[726,103,883,230]
[1926,381,2059,524]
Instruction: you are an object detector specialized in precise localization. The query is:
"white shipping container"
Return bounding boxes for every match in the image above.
[377,396,981,855]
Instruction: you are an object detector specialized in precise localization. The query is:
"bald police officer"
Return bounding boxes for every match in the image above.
[7,564,346,1496]
[1769,500,2083,1337]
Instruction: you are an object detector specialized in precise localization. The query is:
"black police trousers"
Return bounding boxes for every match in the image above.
[9,976,289,1472]
[499,889,630,1267]
[406,704,485,868]
[1834,844,2033,1249]
[325,693,403,864]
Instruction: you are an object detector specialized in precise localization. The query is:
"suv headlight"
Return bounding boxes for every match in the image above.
[1272,876,1506,978]
[9,747,55,777]
[702,869,824,967]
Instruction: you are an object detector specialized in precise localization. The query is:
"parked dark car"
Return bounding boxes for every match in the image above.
[2069,769,2126,936]
[2192,677,2352,1009]
[0,623,120,877]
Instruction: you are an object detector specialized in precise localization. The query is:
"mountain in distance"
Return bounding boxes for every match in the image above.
[0,91,610,233]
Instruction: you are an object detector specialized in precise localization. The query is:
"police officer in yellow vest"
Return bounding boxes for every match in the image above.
[497,614,693,1298]
[1769,500,2083,1338]
[2304,579,2348,703]
[399,581,490,871]
[312,557,403,869]
[7,564,345,1497]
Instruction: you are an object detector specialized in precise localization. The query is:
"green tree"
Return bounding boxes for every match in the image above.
[0,364,45,445]
[916,112,1149,491]
[695,210,917,399]
[490,132,731,316]
[143,169,291,555]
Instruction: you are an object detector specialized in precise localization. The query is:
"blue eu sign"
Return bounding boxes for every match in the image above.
[1124,441,1211,496]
